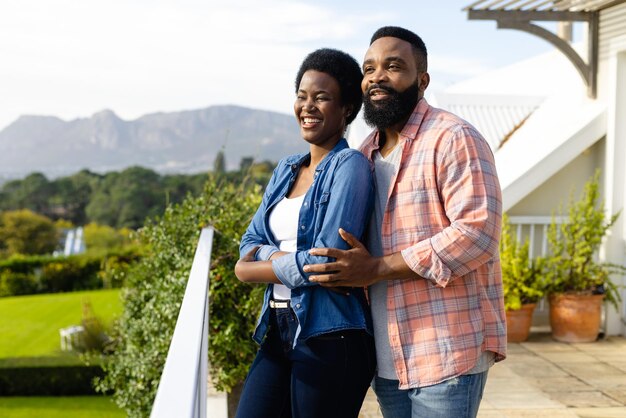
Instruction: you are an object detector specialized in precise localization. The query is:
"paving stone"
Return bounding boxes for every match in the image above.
[506,359,569,378]
[557,362,624,379]
[489,363,521,378]
[507,343,532,355]
[546,391,622,408]
[536,352,598,364]
[522,340,579,354]
[572,407,626,417]
[603,388,626,404]
[580,375,626,390]
[482,390,564,409]
[522,376,594,392]
[485,377,539,393]
[497,410,578,417]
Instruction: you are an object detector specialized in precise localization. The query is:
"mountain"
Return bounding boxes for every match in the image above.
[0,105,306,178]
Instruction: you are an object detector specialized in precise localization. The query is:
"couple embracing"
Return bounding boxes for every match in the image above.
[234,26,506,418]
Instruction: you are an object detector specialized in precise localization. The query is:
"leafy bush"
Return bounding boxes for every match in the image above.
[500,214,545,311]
[0,270,38,296]
[40,257,102,293]
[544,170,625,308]
[96,176,263,417]
[0,209,59,257]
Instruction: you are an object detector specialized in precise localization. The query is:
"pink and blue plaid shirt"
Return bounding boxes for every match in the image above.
[360,98,507,389]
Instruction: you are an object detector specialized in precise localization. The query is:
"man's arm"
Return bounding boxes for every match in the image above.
[307,125,502,288]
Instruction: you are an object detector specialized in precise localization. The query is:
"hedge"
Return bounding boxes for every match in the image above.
[0,249,142,297]
[0,365,104,396]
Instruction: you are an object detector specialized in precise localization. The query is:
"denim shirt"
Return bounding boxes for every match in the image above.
[239,138,374,345]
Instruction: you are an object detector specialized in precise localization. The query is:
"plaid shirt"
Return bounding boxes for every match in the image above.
[360,98,506,389]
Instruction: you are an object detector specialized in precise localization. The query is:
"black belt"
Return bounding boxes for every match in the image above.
[269,299,290,309]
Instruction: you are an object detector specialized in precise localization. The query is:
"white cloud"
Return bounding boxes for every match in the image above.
[0,0,396,129]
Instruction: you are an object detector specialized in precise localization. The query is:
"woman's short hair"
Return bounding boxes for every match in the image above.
[294,48,363,125]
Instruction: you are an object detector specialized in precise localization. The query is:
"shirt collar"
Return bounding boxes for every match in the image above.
[283,138,349,171]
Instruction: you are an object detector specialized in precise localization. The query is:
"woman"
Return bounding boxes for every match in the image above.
[234,48,375,418]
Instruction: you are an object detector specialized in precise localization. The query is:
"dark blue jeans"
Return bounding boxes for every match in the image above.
[235,306,376,418]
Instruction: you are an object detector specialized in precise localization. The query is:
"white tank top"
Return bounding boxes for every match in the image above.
[268,194,305,300]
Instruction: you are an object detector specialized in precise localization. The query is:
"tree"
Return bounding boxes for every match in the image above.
[83,222,132,253]
[213,150,226,175]
[86,166,163,229]
[0,209,59,256]
[0,173,54,214]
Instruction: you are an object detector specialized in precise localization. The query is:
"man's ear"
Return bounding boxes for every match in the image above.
[419,72,430,93]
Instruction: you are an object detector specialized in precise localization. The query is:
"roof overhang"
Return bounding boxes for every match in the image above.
[495,93,607,211]
[464,1,626,98]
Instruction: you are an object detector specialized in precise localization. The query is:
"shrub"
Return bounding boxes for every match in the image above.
[96,176,263,417]
[0,270,38,297]
[0,209,59,256]
[500,214,545,311]
[544,170,625,308]
[0,365,103,396]
[40,257,102,293]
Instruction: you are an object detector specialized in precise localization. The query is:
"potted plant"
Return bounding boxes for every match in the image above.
[544,170,625,343]
[501,214,546,342]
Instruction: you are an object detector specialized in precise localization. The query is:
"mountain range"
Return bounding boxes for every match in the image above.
[0,105,306,179]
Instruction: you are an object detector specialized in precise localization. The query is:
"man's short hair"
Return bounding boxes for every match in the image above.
[294,48,363,125]
[370,26,428,72]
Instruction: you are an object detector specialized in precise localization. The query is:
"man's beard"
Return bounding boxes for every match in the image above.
[363,81,420,129]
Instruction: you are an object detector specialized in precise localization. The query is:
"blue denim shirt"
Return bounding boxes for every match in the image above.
[239,138,374,345]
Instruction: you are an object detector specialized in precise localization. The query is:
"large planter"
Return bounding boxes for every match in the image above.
[506,303,536,343]
[549,293,604,343]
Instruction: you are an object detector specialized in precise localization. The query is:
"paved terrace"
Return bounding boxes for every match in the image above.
[208,333,626,417]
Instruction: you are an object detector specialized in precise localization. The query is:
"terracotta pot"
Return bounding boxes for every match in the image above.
[506,303,536,342]
[549,293,604,343]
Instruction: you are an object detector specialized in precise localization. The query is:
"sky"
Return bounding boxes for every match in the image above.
[0,0,570,132]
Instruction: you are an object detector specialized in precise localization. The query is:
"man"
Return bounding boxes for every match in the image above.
[303,26,506,418]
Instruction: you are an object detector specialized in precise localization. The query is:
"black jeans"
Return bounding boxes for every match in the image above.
[235,306,376,418]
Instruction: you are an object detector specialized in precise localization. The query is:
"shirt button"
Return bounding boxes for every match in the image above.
[296,304,301,309]
[300,225,305,230]
[303,202,308,207]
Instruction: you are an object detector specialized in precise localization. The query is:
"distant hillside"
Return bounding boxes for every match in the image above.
[0,105,305,178]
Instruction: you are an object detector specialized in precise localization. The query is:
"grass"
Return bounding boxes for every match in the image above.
[0,396,125,417]
[0,289,122,358]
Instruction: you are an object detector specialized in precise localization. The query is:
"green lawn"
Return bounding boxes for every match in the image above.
[0,289,122,358]
[0,396,125,417]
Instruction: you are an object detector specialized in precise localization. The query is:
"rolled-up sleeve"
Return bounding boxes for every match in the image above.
[400,126,502,287]
[272,152,374,289]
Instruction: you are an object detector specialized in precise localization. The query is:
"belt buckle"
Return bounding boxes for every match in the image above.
[270,300,289,309]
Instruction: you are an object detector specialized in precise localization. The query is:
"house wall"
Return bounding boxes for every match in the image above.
[597,3,626,101]
[506,139,605,217]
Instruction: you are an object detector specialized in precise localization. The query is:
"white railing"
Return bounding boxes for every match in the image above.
[508,216,566,317]
[507,216,566,259]
[151,227,214,418]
